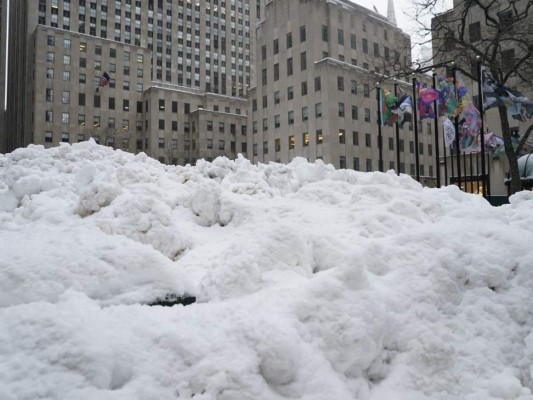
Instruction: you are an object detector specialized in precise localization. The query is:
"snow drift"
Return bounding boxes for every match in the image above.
[1,140,533,399]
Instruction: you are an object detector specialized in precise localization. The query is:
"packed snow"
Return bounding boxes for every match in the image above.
[1,140,533,400]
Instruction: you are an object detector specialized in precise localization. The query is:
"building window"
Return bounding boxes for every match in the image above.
[286,32,292,48]
[300,52,306,71]
[288,111,294,125]
[339,129,345,144]
[315,76,321,91]
[46,68,54,79]
[351,80,357,94]
[45,110,53,122]
[273,39,279,54]
[79,93,85,106]
[275,114,280,128]
[62,91,70,104]
[365,133,371,147]
[364,84,369,97]
[350,33,356,50]
[302,106,308,121]
[78,114,85,126]
[261,44,266,60]
[353,157,360,170]
[288,86,294,101]
[275,138,281,152]
[340,156,346,169]
[63,55,71,65]
[45,131,53,142]
[46,89,54,102]
[374,43,380,57]
[263,118,268,132]
[302,132,309,146]
[469,22,481,42]
[352,105,358,120]
[338,29,344,45]
[274,63,279,81]
[263,141,269,154]
[338,102,345,117]
[301,81,308,96]
[289,135,295,149]
[316,129,323,144]
[353,131,359,146]
[300,25,306,42]
[61,132,69,142]
[366,159,372,172]
[364,108,370,122]
[389,137,394,150]
[62,112,69,124]
[287,58,293,76]
[47,35,55,46]
[362,38,368,54]
[337,76,344,91]
[47,52,55,62]
[315,103,322,118]
[158,138,165,148]
[322,25,328,42]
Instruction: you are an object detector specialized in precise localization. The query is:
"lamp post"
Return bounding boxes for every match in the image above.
[432,70,441,188]
[451,62,462,190]
[376,83,383,172]
[476,55,487,198]
[394,79,401,175]
[412,72,420,182]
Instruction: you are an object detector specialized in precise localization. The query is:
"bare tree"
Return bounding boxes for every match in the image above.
[83,126,132,151]
[415,0,533,194]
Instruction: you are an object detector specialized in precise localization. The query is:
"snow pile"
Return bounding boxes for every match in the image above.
[1,140,533,400]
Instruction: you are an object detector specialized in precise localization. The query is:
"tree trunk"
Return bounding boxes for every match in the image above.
[499,106,521,194]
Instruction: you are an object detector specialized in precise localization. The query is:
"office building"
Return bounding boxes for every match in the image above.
[5,0,437,181]
[431,0,533,197]
[249,0,436,177]
[5,0,255,164]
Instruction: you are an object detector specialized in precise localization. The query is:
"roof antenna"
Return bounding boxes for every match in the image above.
[387,0,397,26]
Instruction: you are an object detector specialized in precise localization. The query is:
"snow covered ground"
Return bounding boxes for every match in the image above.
[1,140,533,399]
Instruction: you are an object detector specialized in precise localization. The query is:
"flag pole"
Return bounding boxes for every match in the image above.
[412,73,420,182]
[394,81,401,175]
[432,71,441,188]
[476,57,487,198]
[452,64,462,190]
[376,84,384,172]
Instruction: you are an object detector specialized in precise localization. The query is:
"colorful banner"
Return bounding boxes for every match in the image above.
[481,67,533,122]
[442,117,456,147]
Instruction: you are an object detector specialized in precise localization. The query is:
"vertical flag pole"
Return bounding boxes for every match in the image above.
[432,71,441,188]
[394,81,401,175]
[377,85,384,172]
[452,64,462,190]
[476,57,488,198]
[412,73,420,182]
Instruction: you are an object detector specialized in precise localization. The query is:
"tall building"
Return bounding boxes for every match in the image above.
[250,0,437,177]
[5,0,436,181]
[431,0,533,197]
[5,0,256,164]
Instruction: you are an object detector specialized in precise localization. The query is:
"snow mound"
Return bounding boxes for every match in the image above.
[1,141,533,399]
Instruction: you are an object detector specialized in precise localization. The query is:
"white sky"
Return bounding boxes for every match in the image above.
[1,141,533,399]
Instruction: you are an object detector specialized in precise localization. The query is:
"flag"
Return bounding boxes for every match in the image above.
[417,82,440,120]
[437,77,457,117]
[381,89,398,126]
[442,117,456,147]
[391,94,413,126]
[97,72,111,92]
[481,67,533,122]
